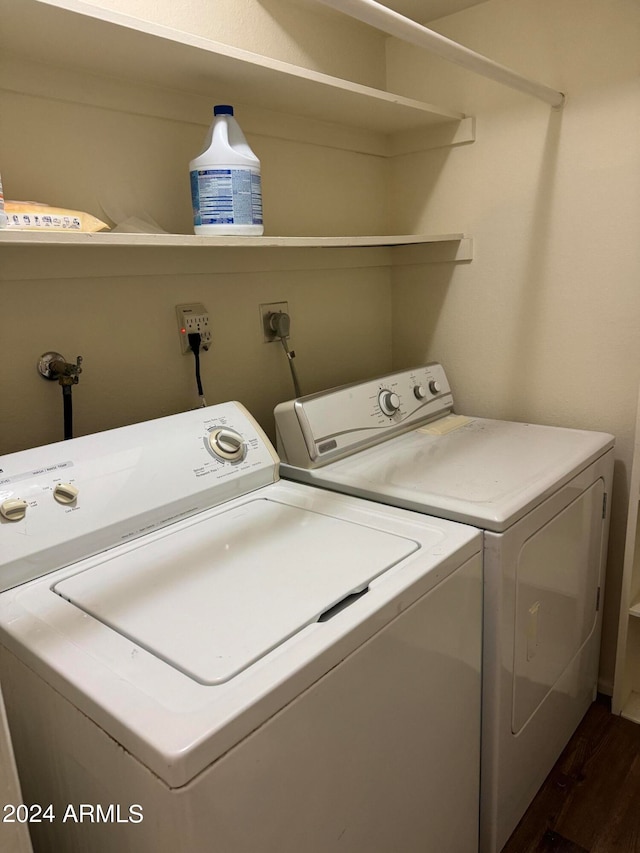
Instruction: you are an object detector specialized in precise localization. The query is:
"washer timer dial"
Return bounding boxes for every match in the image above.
[208,427,246,462]
[378,389,400,417]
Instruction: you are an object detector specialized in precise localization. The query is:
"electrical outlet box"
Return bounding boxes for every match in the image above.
[176,303,212,354]
[260,302,289,342]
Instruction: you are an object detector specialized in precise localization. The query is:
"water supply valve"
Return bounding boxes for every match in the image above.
[37,352,83,386]
[37,352,83,441]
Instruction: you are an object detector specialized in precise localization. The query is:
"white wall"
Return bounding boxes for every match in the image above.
[0,246,393,450]
[387,0,640,690]
[77,0,387,86]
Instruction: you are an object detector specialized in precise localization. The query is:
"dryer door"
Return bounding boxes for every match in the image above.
[511,477,605,734]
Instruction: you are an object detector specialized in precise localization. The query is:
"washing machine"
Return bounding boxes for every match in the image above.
[275,363,615,853]
[0,682,33,853]
[0,400,482,853]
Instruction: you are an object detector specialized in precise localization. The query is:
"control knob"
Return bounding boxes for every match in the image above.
[54,483,79,504]
[0,498,28,522]
[378,389,400,417]
[413,385,427,400]
[208,427,246,462]
[428,380,442,395]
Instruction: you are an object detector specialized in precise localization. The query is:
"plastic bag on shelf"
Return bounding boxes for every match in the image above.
[110,215,167,234]
[4,201,109,232]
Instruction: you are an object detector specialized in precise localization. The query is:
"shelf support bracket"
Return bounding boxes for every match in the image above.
[315,0,565,108]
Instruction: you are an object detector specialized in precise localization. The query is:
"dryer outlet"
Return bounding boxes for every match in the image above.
[260,302,290,343]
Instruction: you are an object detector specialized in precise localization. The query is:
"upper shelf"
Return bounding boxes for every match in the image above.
[1,0,466,135]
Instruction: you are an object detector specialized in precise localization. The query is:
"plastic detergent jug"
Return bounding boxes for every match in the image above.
[190,105,264,236]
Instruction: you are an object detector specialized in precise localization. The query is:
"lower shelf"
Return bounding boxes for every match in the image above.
[0,230,467,249]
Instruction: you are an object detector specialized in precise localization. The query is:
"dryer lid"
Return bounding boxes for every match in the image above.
[289,417,614,532]
[53,497,418,685]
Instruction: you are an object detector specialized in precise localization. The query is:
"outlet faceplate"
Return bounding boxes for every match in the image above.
[176,303,212,354]
[260,302,289,342]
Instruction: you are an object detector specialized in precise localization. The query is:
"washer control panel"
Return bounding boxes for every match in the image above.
[0,402,278,592]
[275,363,453,469]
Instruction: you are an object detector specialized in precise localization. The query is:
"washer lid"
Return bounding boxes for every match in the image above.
[53,498,418,685]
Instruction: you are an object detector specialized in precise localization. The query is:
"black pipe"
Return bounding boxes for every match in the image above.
[62,385,73,440]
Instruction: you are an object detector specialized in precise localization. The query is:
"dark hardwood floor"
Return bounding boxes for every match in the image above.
[501,695,640,853]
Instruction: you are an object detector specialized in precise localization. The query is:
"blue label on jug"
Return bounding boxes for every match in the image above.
[191,168,262,226]
[190,170,202,226]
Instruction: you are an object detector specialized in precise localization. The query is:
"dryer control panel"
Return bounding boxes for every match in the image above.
[275,363,453,469]
[0,402,278,592]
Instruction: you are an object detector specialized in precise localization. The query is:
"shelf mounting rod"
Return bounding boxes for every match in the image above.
[315,0,565,108]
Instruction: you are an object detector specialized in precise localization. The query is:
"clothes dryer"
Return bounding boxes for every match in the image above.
[0,401,482,853]
[275,364,615,853]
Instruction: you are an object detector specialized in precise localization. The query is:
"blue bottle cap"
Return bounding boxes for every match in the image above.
[214,105,234,115]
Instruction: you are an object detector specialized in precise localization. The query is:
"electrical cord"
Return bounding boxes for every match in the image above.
[269,311,302,397]
[188,332,208,407]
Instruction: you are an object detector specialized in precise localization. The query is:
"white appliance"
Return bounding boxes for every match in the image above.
[275,364,615,853]
[0,683,33,853]
[0,401,482,853]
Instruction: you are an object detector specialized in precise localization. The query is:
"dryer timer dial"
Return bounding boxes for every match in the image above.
[378,390,400,417]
